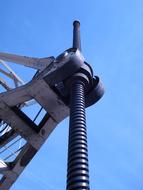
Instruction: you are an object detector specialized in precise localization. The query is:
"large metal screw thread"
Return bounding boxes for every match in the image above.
[66,81,90,190]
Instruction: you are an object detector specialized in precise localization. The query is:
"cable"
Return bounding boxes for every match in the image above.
[4,145,25,161]
[0,124,9,134]
[33,107,43,122]
[0,137,22,154]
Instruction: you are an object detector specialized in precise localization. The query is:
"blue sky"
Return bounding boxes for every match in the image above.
[0,0,143,189]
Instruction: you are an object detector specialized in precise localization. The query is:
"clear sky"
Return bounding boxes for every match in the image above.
[0,0,143,189]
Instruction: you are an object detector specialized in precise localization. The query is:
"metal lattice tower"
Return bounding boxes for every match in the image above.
[0,21,104,190]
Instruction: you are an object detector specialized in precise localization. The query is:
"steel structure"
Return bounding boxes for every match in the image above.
[0,21,104,190]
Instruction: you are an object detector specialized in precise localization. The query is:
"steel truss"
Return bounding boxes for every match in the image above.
[0,21,104,190]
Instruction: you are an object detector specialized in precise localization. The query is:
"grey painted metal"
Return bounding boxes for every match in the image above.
[0,20,104,190]
[0,130,18,148]
[0,80,69,149]
[0,60,25,85]
[0,52,55,70]
[0,78,11,91]
[0,53,70,189]
[0,59,37,106]
[0,105,43,149]
[0,160,9,173]
[0,117,58,190]
[0,78,69,121]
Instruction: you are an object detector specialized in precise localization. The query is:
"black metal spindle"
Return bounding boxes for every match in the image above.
[66,81,90,190]
[66,20,91,190]
[73,20,81,51]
